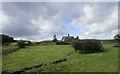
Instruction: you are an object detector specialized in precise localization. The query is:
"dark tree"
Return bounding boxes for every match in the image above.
[0,34,14,45]
[17,39,25,48]
[68,34,70,37]
[52,35,58,42]
[28,41,32,45]
[75,36,79,40]
[114,34,120,40]
[114,34,120,45]
[53,35,56,39]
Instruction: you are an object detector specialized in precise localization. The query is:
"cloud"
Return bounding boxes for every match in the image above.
[1,2,118,41]
[30,14,69,40]
[71,2,118,39]
[1,10,40,38]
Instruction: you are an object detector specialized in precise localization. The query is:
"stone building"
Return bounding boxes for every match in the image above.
[61,34,75,43]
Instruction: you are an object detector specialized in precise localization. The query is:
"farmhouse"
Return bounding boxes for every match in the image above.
[61,34,78,43]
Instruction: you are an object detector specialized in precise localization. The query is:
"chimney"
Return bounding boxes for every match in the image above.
[68,34,70,37]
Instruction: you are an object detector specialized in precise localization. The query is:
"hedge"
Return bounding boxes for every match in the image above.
[72,40,104,53]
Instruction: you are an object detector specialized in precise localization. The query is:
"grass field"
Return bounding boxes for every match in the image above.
[28,41,118,72]
[2,45,74,73]
[2,41,118,73]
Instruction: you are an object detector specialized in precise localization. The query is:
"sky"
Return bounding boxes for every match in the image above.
[0,2,119,41]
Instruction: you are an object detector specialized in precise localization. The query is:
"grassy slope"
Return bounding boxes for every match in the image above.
[0,58,1,74]
[2,45,18,51]
[2,45,74,72]
[2,41,118,72]
[28,41,118,72]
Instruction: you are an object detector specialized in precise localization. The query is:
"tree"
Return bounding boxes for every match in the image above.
[28,41,32,45]
[114,34,120,45]
[114,34,120,40]
[53,35,56,39]
[0,34,14,45]
[75,36,79,40]
[52,35,58,42]
[17,39,25,48]
[68,34,70,37]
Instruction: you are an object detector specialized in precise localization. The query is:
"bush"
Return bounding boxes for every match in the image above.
[0,34,14,45]
[83,40,104,53]
[2,47,20,56]
[71,41,84,52]
[56,41,69,45]
[17,40,25,48]
[24,41,32,46]
[72,40,104,53]
[52,38,58,42]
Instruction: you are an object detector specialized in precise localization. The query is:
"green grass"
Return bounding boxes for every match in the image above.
[2,41,118,73]
[2,45,18,50]
[2,45,19,56]
[28,41,118,72]
[2,45,74,73]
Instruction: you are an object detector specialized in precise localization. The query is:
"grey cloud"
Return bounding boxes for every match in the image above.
[1,2,118,40]
[2,3,40,37]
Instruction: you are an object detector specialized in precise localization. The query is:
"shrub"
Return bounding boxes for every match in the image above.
[24,41,32,46]
[56,41,69,45]
[17,40,25,48]
[0,34,14,45]
[83,40,104,53]
[28,41,32,45]
[2,47,20,55]
[52,38,58,42]
[72,40,104,53]
[71,40,84,52]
